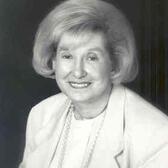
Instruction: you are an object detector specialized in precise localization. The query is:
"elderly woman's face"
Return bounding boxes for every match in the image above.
[53,31,113,104]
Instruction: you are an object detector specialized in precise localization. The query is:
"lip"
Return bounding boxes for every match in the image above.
[69,81,91,89]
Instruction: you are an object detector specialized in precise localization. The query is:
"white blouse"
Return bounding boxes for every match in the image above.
[50,112,104,168]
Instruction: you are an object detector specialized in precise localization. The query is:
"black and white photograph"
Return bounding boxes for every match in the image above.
[0,0,168,168]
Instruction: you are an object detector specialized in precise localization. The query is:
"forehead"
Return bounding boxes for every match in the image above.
[57,31,107,51]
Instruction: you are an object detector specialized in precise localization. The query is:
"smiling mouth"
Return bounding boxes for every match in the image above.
[69,82,91,89]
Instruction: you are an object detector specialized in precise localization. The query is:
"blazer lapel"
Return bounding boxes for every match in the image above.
[44,100,71,168]
[23,99,71,168]
[88,85,126,168]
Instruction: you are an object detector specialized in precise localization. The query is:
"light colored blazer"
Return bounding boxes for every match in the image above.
[20,85,168,168]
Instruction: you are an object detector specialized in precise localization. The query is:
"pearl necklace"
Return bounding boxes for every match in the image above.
[57,103,106,168]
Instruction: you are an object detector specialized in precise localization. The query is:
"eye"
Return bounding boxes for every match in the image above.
[61,54,72,59]
[58,51,73,59]
[87,52,98,61]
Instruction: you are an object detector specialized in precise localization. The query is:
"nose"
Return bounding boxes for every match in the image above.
[73,58,87,79]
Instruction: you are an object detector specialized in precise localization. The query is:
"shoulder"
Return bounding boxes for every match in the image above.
[32,92,68,112]
[123,87,168,166]
[27,92,69,131]
[124,87,168,129]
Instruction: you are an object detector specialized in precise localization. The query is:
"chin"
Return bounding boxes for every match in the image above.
[67,92,92,103]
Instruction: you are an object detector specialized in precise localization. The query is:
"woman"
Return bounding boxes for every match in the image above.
[20,0,168,167]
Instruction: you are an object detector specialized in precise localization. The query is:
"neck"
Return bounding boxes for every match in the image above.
[72,86,112,120]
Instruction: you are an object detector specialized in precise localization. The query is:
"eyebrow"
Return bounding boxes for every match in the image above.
[88,47,104,54]
[88,47,104,53]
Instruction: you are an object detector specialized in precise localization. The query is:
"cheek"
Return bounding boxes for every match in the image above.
[55,61,71,77]
[92,63,111,80]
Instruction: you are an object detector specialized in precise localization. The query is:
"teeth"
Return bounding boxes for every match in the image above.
[69,82,90,88]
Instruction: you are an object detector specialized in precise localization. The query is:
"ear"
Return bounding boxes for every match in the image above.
[110,69,118,79]
[109,60,117,80]
[110,69,121,84]
[109,60,121,84]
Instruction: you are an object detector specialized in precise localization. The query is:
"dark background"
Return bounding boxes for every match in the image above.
[0,0,168,167]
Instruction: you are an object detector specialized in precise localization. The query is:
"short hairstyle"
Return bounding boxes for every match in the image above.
[33,0,138,84]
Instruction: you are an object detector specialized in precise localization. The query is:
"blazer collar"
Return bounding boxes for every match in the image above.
[104,84,125,155]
